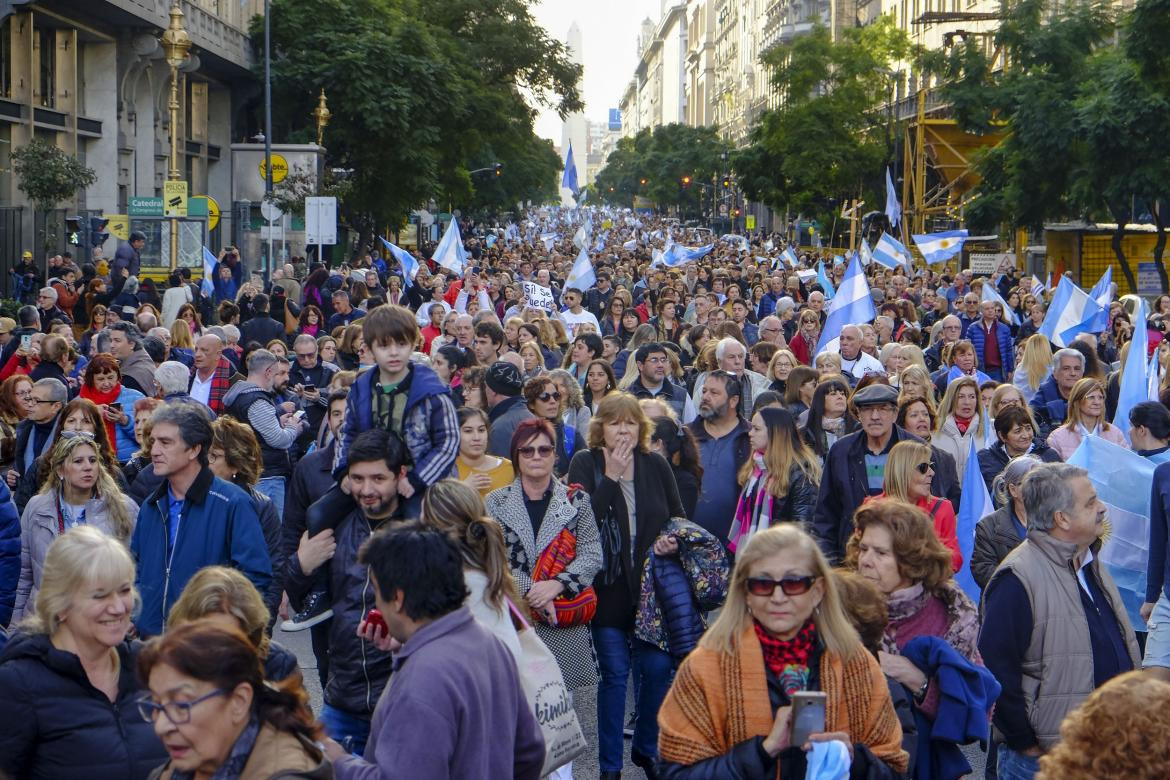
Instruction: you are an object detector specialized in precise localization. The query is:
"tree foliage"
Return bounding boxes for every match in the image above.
[734,16,910,230]
[11,138,97,214]
[929,0,1170,291]
[259,0,580,243]
[593,124,733,215]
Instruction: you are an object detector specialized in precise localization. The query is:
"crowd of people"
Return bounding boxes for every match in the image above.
[1,208,1170,779]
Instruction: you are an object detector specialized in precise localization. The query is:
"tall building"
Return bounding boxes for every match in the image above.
[560,22,588,204]
[0,0,264,270]
[618,3,688,139]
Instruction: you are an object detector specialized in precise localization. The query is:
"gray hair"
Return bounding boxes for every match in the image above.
[715,336,745,361]
[293,333,317,351]
[136,312,158,331]
[246,348,279,375]
[39,286,57,303]
[205,326,227,341]
[222,324,240,344]
[150,402,214,466]
[1052,348,1085,372]
[155,361,191,396]
[34,377,68,405]
[992,455,1045,507]
[108,320,143,349]
[1020,463,1087,532]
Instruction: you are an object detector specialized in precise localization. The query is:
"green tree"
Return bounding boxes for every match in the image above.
[734,17,910,234]
[11,138,97,253]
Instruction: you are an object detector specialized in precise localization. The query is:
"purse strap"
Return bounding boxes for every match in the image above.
[506,595,532,632]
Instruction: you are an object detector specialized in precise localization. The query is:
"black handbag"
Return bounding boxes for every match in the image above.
[590,451,624,587]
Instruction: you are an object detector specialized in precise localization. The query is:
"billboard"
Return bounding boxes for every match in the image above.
[608,109,622,131]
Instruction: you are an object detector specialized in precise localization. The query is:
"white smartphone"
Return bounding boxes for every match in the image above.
[790,690,827,747]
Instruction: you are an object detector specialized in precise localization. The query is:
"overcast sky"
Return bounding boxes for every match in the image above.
[530,0,665,145]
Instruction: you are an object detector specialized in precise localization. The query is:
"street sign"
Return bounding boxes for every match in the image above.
[163,181,188,217]
[205,196,220,231]
[745,215,756,230]
[128,196,164,217]
[105,215,130,240]
[259,154,289,184]
[305,196,338,245]
[969,252,1014,275]
[260,200,284,223]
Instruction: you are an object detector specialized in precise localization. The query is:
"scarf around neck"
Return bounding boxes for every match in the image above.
[754,617,817,696]
[172,715,261,780]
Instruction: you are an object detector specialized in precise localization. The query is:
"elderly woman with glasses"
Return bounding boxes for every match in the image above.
[0,526,168,779]
[657,524,909,778]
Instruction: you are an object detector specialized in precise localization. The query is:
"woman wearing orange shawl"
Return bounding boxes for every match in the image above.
[657,525,909,778]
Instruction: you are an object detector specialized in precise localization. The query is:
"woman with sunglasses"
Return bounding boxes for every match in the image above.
[789,310,822,366]
[484,418,602,700]
[523,375,585,478]
[729,407,821,553]
[800,377,858,463]
[658,524,909,778]
[137,621,328,778]
[846,499,989,780]
[864,441,961,572]
[0,526,168,778]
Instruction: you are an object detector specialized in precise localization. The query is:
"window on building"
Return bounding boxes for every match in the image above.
[38,27,55,109]
[0,19,10,98]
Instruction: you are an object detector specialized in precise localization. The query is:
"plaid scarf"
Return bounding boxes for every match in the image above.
[207,357,233,414]
[754,617,816,696]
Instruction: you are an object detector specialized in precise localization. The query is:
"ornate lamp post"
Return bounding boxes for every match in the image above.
[313,89,331,147]
[160,1,191,269]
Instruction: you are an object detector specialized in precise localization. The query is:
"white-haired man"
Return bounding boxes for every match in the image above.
[690,337,768,418]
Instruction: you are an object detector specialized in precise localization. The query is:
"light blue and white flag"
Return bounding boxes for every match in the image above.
[1086,266,1113,333]
[1030,274,1046,297]
[722,234,749,252]
[622,238,637,251]
[815,255,875,355]
[779,246,799,269]
[540,233,558,252]
[659,243,714,268]
[565,246,596,291]
[1046,271,1052,290]
[873,232,911,271]
[1114,297,1150,442]
[955,437,992,601]
[1149,351,1162,404]
[833,254,846,266]
[1037,275,1104,347]
[485,234,497,248]
[379,237,419,289]
[912,229,968,265]
[561,143,579,194]
[981,280,1021,326]
[432,217,468,274]
[816,261,836,300]
[885,166,901,229]
[504,223,520,243]
[858,239,874,268]
[1068,436,1170,630]
[201,246,217,296]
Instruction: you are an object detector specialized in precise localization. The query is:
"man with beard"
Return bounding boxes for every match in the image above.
[686,370,751,543]
[285,428,413,756]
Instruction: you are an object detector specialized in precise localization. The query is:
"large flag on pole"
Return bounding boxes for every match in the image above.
[912,229,968,265]
[1086,266,1113,332]
[885,167,901,229]
[379,237,419,288]
[816,261,836,300]
[201,247,217,297]
[564,246,596,291]
[1037,275,1104,348]
[955,437,993,601]
[815,255,875,355]
[432,216,468,274]
[981,280,1021,326]
[561,143,579,195]
[1114,298,1150,442]
[872,232,911,271]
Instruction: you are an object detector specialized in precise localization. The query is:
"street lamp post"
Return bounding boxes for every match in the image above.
[161,2,191,271]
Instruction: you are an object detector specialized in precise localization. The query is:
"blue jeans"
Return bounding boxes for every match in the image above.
[256,475,287,521]
[592,625,674,772]
[321,703,372,757]
[997,745,1040,780]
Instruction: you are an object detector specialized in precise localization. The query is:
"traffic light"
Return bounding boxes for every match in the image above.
[65,216,82,245]
[493,163,503,176]
[681,175,692,187]
[733,208,742,217]
[89,217,109,248]
[722,177,731,189]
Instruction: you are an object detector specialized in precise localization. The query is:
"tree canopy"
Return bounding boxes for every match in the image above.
[259,0,580,243]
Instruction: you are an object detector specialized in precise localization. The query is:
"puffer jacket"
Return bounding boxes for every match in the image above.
[0,633,169,779]
[976,439,1063,495]
[1029,376,1070,440]
[0,481,19,628]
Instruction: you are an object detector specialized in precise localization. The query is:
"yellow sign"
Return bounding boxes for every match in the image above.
[205,195,220,231]
[105,215,129,241]
[163,180,188,217]
[259,154,289,184]
[745,215,756,230]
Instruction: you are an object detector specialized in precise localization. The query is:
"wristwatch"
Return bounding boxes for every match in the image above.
[913,678,930,702]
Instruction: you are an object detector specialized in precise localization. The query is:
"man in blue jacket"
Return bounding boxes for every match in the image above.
[130,402,272,636]
[967,300,1015,381]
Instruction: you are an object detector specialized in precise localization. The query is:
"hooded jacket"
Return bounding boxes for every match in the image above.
[130,466,272,636]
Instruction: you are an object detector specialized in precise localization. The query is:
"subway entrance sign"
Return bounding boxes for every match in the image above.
[128,196,164,217]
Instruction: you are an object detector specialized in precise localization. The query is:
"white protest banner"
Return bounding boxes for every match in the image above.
[523,281,555,312]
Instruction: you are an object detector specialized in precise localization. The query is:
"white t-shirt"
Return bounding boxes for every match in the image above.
[559,308,600,340]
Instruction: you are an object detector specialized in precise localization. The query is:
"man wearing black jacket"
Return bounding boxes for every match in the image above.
[239,293,285,348]
[288,334,337,455]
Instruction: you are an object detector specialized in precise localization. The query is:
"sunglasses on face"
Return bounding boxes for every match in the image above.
[537,391,561,403]
[746,575,818,597]
[518,445,554,458]
[915,461,935,475]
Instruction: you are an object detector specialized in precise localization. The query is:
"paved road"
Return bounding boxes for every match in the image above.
[277,624,987,778]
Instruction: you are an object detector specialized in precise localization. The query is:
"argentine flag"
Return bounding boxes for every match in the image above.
[1086,266,1114,333]
[816,261,835,299]
[1037,275,1104,348]
[622,238,637,251]
[561,143,579,195]
[912,229,968,265]
[955,438,992,600]
[777,246,799,269]
[201,246,217,297]
[722,234,749,252]
[1030,275,1046,297]
[432,217,468,274]
[873,232,911,270]
[858,239,874,268]
[379,237,419,289]
[815,255,875,355]
[981,280,1020,326]
[565,246,596,291]
[885,167,901,229]
[660,243,714,268]
[1114,297,1151,442]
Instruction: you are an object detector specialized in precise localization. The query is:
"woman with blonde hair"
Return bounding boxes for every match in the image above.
[988,383,1028,422]
[765,348,799,395]
[421,478,522,659]
[658,524,909,777]
[13,434,138,622]
[166,565,300,683]
[898,365,937,409]
[549,367,592,435]
[1013,333,1053,403]
[866,441,961,571]
[1047,376,1128,459]
[900,343,928,372]
[517,341,544,380]
[931,375,989,481]
[0,526,169,777]
[815,351,842,377]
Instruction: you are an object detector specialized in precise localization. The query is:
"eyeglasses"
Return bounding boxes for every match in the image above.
[31,398,57,405]
[537,391,561,403]
[746,575,818,597]
[915,461,935,475]
[517,444,555,458]
[136,689,225,724]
